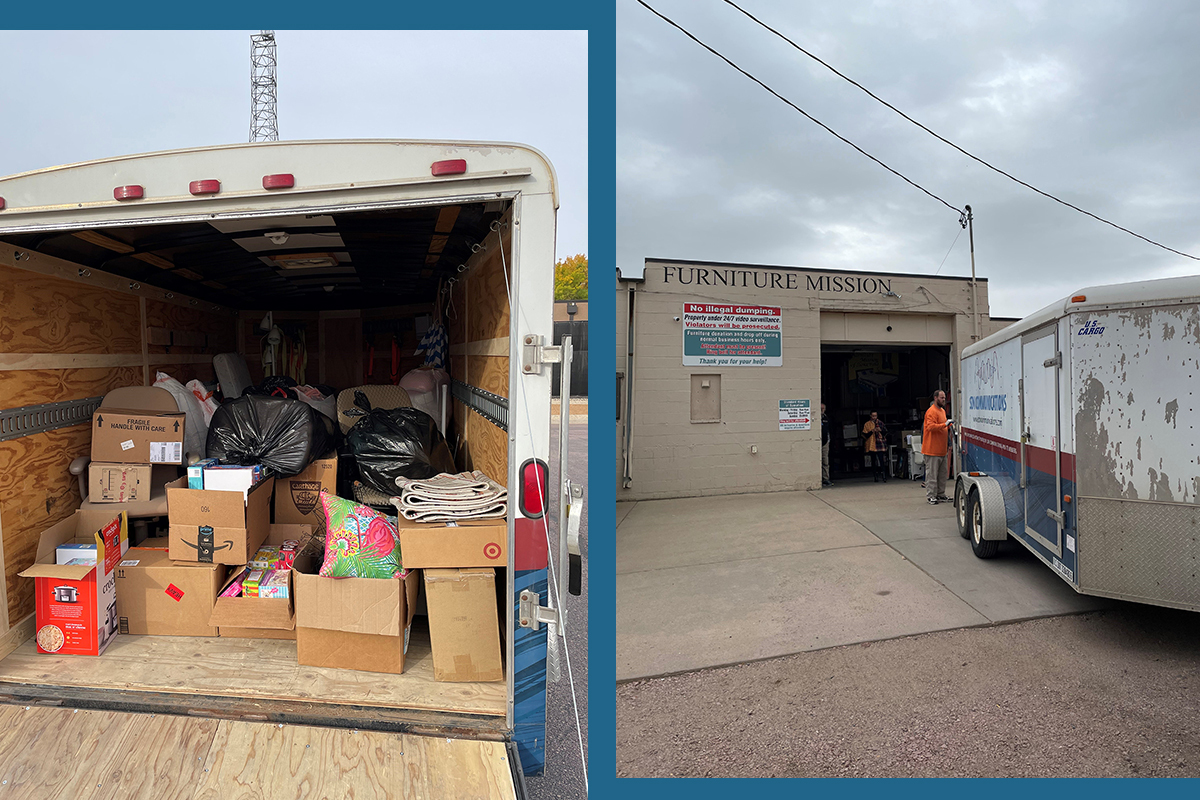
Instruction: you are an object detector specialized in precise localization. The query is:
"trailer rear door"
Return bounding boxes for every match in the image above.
[1020,325,1063,557]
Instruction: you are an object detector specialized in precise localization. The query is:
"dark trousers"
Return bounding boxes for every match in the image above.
[870,450,887,481]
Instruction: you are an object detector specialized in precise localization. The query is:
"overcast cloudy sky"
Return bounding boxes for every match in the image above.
[0,29,587,260]
[617,0,1200,318]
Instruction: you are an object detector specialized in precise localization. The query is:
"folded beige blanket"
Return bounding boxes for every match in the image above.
[394,470,508,522]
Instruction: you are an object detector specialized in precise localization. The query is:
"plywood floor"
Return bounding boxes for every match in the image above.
[0,622,506,718]
[0,704,516,799]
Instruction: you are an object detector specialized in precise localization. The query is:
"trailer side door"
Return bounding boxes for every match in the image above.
[1020,325,1064,557]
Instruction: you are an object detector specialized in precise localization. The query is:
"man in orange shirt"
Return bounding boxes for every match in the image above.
[922,390,953,504]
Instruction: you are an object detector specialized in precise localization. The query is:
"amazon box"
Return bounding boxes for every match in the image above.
[274,452,337,527]
[167,477,274,565]
[211,524,314,639]
[91,408,186,465]
[397,519,506,568]
[88,462,152,504]
[19,510,130,656]
[114,539,225,637]
[423,568,503,682]
[294,565,419,674]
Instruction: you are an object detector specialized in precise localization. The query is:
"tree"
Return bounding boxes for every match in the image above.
[554,253,588,300]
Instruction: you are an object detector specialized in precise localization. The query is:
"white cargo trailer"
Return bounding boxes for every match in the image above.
[954,275,1200,611]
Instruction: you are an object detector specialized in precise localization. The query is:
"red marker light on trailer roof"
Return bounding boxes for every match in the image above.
[0,197,6,211]
[262,173,295,189]
[114,185,144,201]
[189,180,221,195]
[518,458,549,519]
[431,159,467,176]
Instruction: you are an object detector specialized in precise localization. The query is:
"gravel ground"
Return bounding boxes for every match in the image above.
[617,604,1200,778]
[526,418,588,799]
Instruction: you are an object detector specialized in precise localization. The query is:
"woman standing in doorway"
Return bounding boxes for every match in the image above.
[862,411,888,483]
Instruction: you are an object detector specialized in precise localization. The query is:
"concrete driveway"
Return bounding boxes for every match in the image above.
[616,478,1108,681]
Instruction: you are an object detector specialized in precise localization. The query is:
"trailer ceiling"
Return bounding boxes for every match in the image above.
[3,201,506,311]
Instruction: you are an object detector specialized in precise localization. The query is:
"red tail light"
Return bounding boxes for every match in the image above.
[519,458,549,519]
[114,185,144,200]
[262,173,295,189]
[431,159,467,176]
[0,197,6,211]
[189,180,221,195]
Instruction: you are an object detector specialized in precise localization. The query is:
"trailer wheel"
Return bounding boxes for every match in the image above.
[968,489,1001,559]
[954,479,969,539]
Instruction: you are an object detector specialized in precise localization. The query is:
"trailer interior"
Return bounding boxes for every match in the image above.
[0,197,518,735]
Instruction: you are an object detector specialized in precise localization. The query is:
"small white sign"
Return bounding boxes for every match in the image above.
[1066,534,1076,553]
[119,560,140,567]
[779,399,811,431]
[120,440,135,451]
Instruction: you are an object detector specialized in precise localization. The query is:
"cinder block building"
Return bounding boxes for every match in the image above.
[616,258,1016,500]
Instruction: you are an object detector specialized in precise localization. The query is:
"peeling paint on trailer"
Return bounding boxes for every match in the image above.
[1072,304,1200,504]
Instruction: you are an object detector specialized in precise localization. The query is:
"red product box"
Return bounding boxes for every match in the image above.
[19,510,130,656]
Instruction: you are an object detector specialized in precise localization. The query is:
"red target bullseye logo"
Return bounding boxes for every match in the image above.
[483,542,502,560]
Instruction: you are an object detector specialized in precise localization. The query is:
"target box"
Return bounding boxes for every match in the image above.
[19,510,130,656]
[396,520,507,568]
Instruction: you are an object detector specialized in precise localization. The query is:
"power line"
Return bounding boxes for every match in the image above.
[933,225,963,276]
[634,0,963,215]
[721,0,1200,261]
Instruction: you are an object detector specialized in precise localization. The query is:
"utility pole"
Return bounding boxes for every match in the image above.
[964,204,979,341]
[250,31,279,142]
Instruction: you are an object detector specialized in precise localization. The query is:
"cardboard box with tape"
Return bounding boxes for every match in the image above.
[114,539,225,637]
[294,565,419,674]
[166,476,274,565]
[274,452,337,527]
[88,463,152,504]
[213,524,313,640]
[91,408,186,465]
[423,568,503,682]
[397,519,506,568]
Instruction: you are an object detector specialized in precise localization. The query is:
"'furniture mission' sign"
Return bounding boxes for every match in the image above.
[682,303,782,367]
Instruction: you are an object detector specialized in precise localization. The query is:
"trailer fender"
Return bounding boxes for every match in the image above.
[956,474,1007,542]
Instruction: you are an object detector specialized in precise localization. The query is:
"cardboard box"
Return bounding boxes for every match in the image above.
[397,519,507,568]
[88,462,153,504]
[207,524,314,637]
[18,510,130,656]
[167,477,275,565]
[274,452,338,526]
[294,567,419,674]
[423,568,503,682]
[114,539,225,637]
[91,408,186,465]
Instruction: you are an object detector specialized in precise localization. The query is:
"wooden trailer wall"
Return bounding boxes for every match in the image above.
[0,245,235,655]
[449,215,512,485]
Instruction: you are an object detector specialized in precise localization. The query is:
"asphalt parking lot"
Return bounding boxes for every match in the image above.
[615,478,1200,777]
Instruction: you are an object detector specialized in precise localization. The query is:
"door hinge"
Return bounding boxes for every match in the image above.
[518,590,558,630]
[1044,352,1062,368]
[521,334,562,375]
[1046,508,1065,526]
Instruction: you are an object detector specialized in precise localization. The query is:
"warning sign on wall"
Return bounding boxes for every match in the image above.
[682,303,782,367]
[779,399,811,431]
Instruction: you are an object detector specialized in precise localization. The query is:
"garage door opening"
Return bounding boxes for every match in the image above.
[820,344,952,481]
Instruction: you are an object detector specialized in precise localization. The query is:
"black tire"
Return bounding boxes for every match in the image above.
[968,489,1001,558]
[954,479,969,539]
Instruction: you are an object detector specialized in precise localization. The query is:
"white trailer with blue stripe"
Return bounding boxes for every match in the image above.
[954,275,1200,611]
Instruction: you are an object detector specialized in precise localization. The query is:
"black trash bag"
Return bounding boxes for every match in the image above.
[346,392,455,495]
[207,395,334,477]
[242,375,298,399]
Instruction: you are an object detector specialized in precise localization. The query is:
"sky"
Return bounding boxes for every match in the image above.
[617,0,1200,318]
[0,29,588,261]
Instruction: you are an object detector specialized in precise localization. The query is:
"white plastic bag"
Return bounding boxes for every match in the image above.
[186,379,220,426]
[153,372,209,460]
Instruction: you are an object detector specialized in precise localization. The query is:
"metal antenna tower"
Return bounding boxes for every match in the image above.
[250,30,279,142]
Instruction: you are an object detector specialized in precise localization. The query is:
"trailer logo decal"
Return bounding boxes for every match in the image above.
[974,353,1000,387]
[1078,320,1106,336]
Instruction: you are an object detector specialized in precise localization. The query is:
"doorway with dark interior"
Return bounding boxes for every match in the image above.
[819,344,952,483]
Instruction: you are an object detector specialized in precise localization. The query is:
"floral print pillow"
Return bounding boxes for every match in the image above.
[317,490,404,579]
